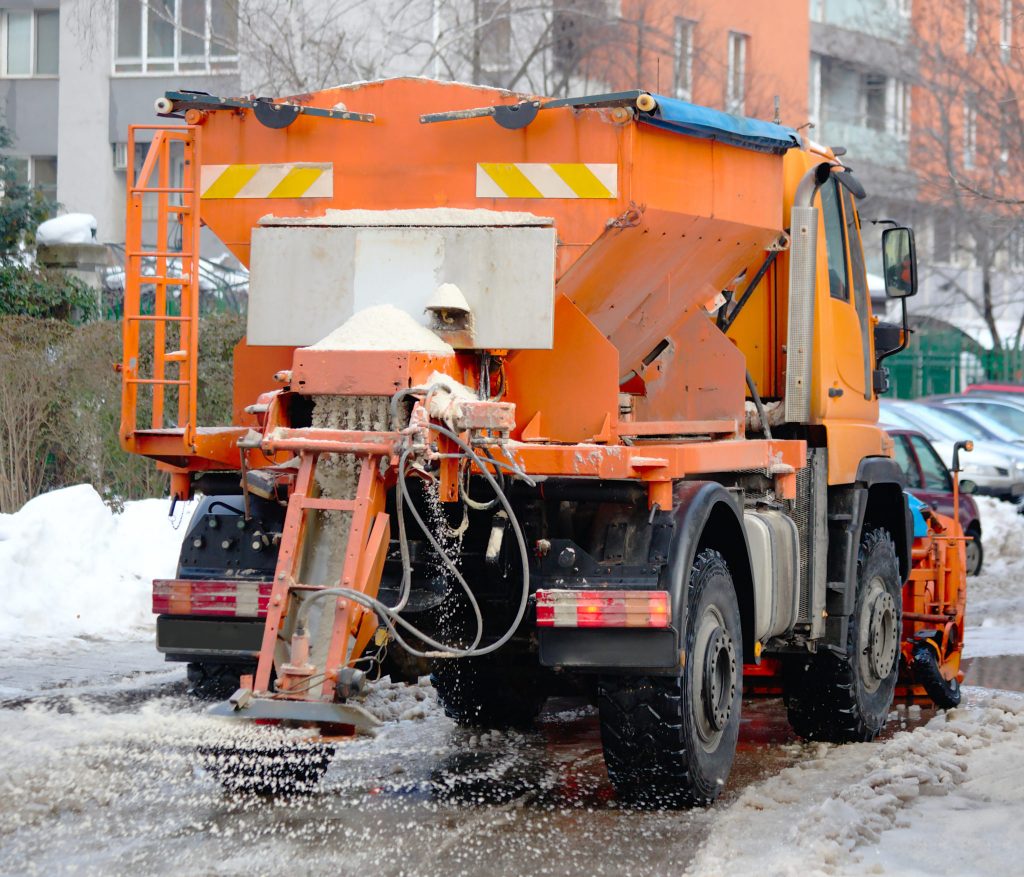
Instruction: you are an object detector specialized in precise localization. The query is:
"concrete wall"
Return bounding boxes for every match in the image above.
[0,78,58,155]
[55,0,121,242]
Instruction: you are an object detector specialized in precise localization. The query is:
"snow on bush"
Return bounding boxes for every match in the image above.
[35,213,97,246]
[0,484,192,641]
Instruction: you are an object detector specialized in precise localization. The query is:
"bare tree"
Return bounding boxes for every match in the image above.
[894,0,1024,350]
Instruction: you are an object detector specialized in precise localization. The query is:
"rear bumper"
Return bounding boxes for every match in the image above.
[155,615,265,663]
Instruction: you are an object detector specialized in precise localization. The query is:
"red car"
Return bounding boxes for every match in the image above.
[965,383,1024,395]
[885,427,983,575]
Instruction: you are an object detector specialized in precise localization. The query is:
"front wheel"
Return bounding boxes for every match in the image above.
[598,549,742,808]
[783,527,902,742]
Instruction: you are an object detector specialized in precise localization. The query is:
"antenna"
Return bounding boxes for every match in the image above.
[773,95,781,125]
[657,57,661,94]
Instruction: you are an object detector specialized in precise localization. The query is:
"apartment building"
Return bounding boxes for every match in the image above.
[0,0,239,248]
[810,0,1024,355]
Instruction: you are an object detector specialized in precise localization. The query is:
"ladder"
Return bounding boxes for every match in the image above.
[120,125,201,455]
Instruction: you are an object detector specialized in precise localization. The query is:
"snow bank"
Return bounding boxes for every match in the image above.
[688,694,1024,877]
[0,485,192,641]
[965,496,1024,658]
[307,304,454,353]
[35,213,97,245]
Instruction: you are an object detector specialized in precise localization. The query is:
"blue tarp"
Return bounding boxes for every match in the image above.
[906,492,929,539]
[641,95,801,155]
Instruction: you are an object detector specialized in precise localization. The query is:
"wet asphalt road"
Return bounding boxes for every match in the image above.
[0,641,1019,877]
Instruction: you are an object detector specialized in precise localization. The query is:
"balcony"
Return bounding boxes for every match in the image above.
[816,119,908,169]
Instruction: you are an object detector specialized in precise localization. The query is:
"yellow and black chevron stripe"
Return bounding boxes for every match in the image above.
[200,162,333,199]
[476,162,617,199]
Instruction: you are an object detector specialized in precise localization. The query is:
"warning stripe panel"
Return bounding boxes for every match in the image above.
[477,163,617,199]
[200,163,333,199]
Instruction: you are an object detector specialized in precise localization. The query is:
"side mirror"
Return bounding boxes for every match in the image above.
[882,227,918,299]
[960,479,976,495]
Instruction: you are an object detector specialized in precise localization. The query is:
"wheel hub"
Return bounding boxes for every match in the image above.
[700,627,737,734]
[859,578,898,691]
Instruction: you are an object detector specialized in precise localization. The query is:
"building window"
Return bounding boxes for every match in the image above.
[890,78,911,140]
[673,17,694,101]
[2,10,58,77]
[1002,0,1013,62]
[726,32,747,115]
[864,72,887,131]
[896,0,912,17]
[5,155,57,203]
[964,97,977,169]
[810,0,825,22]
[808,53,821,128]
[965,0,978,53]
[115,0,238,75]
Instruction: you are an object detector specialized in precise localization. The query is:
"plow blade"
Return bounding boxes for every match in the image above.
[207,693,382,733]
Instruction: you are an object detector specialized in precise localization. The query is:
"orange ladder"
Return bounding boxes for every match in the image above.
[120,125,201,457]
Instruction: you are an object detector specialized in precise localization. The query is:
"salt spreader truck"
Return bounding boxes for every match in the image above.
[124,78,968,805]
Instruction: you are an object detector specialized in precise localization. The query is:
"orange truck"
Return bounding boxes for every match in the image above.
[126,78,966,806]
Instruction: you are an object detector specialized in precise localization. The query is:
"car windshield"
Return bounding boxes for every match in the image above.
[878,404,925,432]
[927,404,1010,442]
[885,403,959,441]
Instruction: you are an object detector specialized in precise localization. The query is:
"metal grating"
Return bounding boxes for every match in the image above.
[793,454,813,624]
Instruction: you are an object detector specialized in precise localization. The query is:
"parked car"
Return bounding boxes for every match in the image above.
[921,400,1024,447]
[965,383,1024,396]
[879,399,1024,500]
[885,426,983,575]
[938,394,1024,439]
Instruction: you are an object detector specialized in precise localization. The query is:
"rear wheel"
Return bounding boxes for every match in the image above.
[598,549,742,808]
[783,528,901,742]
[431,657,549,729]
[186,662,248,700]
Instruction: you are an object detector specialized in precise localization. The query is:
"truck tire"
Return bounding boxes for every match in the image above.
[597,549,742,808]
[783,528,901,743]
[431,658,548,729]
[186,662,248,700]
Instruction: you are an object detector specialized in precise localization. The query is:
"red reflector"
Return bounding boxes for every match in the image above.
[535,589,671,628]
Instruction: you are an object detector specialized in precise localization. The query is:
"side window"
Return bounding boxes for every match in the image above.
[892,435,922,487]
[820,178,849,301]
[909,435,953,492]
[841,187,869,313]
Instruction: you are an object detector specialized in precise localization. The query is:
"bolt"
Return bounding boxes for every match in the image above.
[192,538,203,549]
[251,539,262,551]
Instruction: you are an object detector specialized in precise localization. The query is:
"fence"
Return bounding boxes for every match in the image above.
[887,331,1024,398]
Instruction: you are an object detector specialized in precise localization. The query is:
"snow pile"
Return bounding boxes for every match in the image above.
[307,304,454,354]
[965,496,1024,658]
[35,213,97,245]
[688,694,1024,877]
[0,485,192,641]
[360,674,441,722]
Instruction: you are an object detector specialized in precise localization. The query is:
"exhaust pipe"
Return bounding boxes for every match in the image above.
[784,162,832,424]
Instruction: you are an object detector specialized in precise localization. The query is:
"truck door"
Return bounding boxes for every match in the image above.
[820,177,873,409]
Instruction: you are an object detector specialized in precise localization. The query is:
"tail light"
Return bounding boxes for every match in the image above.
[535,589,670,628]
[152,579,272,618]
